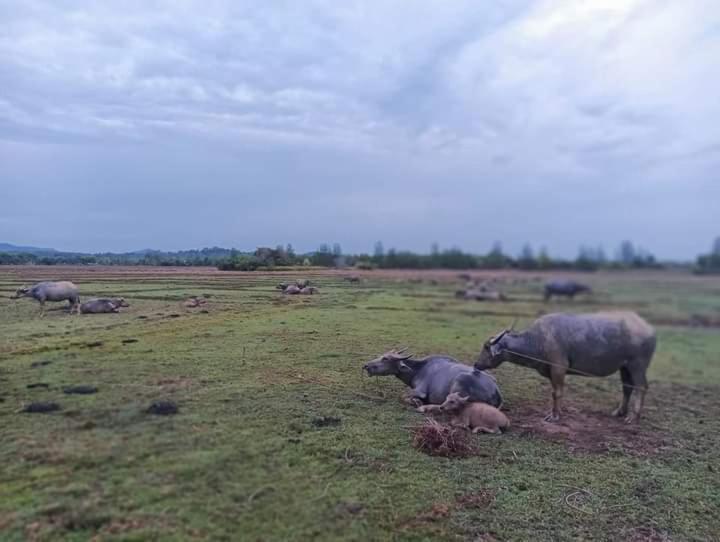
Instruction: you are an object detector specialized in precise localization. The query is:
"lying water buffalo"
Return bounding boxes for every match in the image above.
[13,281,80,315]
[474,311,656,424]
[363,348,502,409]
[299,287,318,295]
[80,298,120,314]
[544,279,591,301]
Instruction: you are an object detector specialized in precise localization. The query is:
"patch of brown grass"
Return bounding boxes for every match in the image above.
[411,419,475,458]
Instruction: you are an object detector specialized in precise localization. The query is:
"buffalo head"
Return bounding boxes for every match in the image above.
[440,392,470,413]
[474,320,515,371]
[12,286,30,299]
[363,347,413,376]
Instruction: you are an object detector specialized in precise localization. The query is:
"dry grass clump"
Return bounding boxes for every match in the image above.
[411,419,474,457]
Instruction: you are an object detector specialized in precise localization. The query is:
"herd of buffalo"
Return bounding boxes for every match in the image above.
[12,276,655,429]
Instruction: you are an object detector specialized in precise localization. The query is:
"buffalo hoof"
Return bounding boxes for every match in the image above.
[623,414,638,424]
[611,405,628,417]
[543,412,560,423]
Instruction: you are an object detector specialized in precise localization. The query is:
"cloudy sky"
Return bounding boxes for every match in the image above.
[1,0,718,259]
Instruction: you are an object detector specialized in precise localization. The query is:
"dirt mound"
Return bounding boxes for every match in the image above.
[412,419,475,457]
[510,402,672,455]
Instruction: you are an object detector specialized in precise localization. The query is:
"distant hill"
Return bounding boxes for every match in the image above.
[0,242,58,254]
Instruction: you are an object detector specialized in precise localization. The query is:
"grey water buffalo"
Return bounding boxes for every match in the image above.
[474,311,656,424]
[80,299,120,314]
[363,348,502,409]
[13,281,80,315]
[299,287,318,295]
[283,285,301,295]
[464,289,507,302]
[544,279,591,301]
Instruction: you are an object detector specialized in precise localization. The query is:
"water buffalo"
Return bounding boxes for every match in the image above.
[299,287,318,295]
[474,311,656,424]
[363,348,502,409]
[441,392,510,434]
[13,281,80,315]
[283,285,301,295]
[80,298,120,314]
[544,279,591,301]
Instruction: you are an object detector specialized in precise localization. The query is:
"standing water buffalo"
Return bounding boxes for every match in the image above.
[474,312,656,424]
[544,279,591,301]
[13,281,80,315]
[363,348,502,409]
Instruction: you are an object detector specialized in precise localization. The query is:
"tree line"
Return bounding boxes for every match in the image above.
[2,238,717,272]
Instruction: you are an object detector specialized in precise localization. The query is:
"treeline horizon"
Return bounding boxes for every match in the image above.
[2,238,719,273]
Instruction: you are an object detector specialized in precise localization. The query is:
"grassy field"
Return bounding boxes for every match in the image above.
[0,266,718,541]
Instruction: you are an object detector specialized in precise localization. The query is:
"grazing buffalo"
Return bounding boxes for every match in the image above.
[544,279,591,301]
[474,311,656,424]
[363,348,502,409]
[13,281,80,315]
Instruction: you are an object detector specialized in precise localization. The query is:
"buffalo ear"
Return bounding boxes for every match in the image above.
[398,361,412,373]
[490,341,503,357]
[458,394,470,404]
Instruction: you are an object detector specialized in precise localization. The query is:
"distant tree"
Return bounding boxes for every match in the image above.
[311,244,335,267]
[484,241,509,269]
[595,245,607,265]
[618,241,636,265]
[713,237,720,255]
[537,247,553,269]
[575,246,599,271]
[518,243,537,270]
[374,241,384,258]
[373,241,385,265]
[332,243,342,257]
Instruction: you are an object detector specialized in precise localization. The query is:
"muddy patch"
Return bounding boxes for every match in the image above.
[311,416,341,428]
[146,400,179,415]
[63,385,98,395]
[30,360,53,368]
[151,377,194,392]
[27,382,50,389]
[510,402,672,455]
[84,341,103,348]
[23,401,61,413]
[121,338,139,344]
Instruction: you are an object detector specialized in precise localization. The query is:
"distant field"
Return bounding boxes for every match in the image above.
[0,266,718,541]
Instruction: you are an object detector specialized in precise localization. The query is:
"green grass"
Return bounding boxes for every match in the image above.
[0,269,718,541]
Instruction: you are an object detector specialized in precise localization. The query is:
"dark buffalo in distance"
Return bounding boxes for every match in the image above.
[544,279,591,301]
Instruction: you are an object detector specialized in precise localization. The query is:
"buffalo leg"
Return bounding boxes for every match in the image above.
[416,404,442,414]
[545,366,566,422]
[625,367,648,424]
[612,366,633,418]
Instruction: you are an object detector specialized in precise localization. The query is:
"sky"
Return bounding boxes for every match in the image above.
[1,0,719,259]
